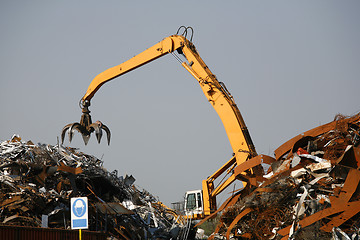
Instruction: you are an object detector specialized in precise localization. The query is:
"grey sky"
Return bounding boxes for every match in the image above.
[1,1,359,206]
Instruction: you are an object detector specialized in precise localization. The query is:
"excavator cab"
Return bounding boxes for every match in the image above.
[184,190,204,218]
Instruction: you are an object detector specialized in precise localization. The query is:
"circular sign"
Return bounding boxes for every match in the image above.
[72,198,86,217]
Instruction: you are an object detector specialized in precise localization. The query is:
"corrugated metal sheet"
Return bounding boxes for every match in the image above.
[0,225,107,240]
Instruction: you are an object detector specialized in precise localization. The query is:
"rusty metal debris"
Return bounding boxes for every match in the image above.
[204,113,360,239]
[3,113,360,239]
[0,135,190,239]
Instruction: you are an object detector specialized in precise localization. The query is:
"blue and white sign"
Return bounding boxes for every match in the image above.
[71,197,88,229]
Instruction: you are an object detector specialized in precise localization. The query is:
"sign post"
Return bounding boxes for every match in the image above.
[71,197,88,239]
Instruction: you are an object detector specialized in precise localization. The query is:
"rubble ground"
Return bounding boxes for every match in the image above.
[0,135,193,239]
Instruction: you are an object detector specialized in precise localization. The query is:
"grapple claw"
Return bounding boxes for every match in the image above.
[61,100,111,145]
[89,122,103,144]
[82,134,91,145]
[68,127,74,143]
[68,123,82,143]
[61,124,72,144]
[101,124,111,145]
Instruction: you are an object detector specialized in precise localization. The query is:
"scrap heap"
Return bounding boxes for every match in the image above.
[0,135,189,239]
[210,113,360,239]
[2,112,360,240]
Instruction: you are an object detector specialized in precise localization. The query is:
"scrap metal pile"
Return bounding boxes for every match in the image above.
[2,112,360,240]
[0,135,190,239]
[209,113,360,239]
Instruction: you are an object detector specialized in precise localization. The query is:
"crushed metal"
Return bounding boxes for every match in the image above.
[205,113,360,239]
[0,135,191,239]
[2,113,360,240]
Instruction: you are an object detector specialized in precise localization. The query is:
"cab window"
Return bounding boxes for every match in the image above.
[186,193,196,210]
[197,192,202,208]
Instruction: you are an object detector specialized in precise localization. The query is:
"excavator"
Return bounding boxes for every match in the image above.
[62,26,268,220]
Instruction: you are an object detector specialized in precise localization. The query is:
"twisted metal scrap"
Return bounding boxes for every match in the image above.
[209,113,360,239]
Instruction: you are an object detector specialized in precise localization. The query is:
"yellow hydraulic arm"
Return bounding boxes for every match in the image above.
[62,27,260,216]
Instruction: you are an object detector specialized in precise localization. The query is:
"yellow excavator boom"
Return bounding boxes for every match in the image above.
[62,27,262,216]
